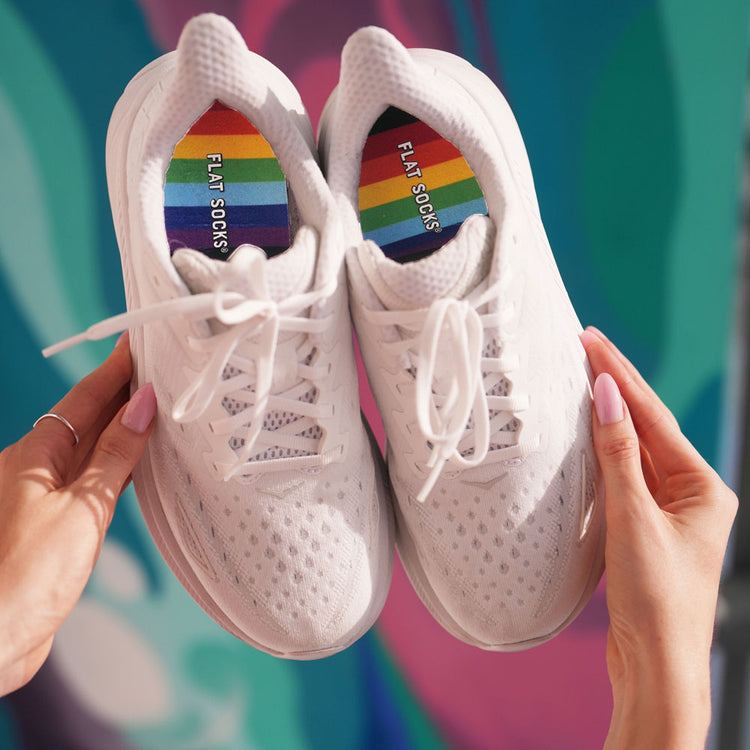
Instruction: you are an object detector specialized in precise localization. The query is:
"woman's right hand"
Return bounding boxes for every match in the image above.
[581,327,737,750]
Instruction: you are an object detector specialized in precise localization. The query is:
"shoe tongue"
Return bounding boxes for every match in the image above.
[172,226,317,303]
[358,214,496,310]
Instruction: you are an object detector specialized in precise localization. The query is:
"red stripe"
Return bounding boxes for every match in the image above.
[187,102,259,136]
[360,137,463,186]
[361,120,450,161]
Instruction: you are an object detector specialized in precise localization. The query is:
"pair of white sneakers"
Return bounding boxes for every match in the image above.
[48,14,605,659]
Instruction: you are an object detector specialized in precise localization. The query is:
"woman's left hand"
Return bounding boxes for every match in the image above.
[0,334,156,696]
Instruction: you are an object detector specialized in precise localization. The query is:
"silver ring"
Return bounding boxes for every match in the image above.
[33,412,80,446]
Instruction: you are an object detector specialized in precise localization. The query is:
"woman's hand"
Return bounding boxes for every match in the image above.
[581,327,737,750]
[0,334,155,696]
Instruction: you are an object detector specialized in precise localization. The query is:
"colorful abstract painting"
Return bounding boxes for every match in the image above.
[0,1,747,748]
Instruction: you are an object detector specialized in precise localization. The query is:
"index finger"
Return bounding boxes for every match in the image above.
[580,328,707,476]
[27,334,133,464]
[585,326,679,429]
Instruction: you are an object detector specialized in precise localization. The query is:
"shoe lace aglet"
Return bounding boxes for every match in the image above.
[42,332,90,358]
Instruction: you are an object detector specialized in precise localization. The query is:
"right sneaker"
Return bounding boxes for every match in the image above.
[61,15,394,658]
[319,27,605,650]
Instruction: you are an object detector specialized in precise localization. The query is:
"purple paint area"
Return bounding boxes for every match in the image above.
[4,655,137,750]
[140,0,243,49]
[137,0,460,128]
[377,558,611,750]
[253,0,458,126]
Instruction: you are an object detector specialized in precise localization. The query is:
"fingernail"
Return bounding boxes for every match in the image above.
[579,330,598,349]
[587,325,606,341]
[593,373,624,425]
[116,331,130,349]
[121,384,156,433]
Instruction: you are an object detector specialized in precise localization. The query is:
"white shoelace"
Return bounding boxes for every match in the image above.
[44,253,337,479]
[364,278,528,501]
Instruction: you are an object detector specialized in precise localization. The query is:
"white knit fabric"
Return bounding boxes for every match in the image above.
[320,27,605,650]
[359,213,493,310]
[105,15,394,658]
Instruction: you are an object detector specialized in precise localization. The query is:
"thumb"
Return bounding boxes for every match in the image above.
[591,373,649,504]
[70,383,157,512]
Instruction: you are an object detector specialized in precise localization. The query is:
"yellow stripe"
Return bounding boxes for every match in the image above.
[358,157,475,211]
[172,134,276,160]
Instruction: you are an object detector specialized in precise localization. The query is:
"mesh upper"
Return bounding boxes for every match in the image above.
[326,26,604,649]
[117,14,394,656]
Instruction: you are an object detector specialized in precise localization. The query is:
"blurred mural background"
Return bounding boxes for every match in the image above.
[0,0,748,748]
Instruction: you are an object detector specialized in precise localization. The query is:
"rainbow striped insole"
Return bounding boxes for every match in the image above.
[164,100,290,260]
[358,107,487,263]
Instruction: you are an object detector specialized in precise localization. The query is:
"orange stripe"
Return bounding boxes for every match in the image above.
[358,157,476,210]
[172,134,276,159]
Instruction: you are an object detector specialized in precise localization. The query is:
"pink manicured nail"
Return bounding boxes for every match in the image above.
[579,330,598,349]
[121,384,156,433]
[593,373,624,425]
[116,331,130,348]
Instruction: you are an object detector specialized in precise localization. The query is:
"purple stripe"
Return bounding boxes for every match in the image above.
[166,226,290,253]
[164,204,289,228]
[380,222,462,261]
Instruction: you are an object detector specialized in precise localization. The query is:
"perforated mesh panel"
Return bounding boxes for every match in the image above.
[220,364,321,461]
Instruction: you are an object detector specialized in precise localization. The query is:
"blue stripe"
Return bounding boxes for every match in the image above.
[164,181,288,207]
[363,198,487,248]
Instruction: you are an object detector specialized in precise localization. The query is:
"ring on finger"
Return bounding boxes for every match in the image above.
[33,412,80,446]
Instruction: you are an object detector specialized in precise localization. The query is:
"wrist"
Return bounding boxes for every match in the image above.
[606,648,711,750]
[0,576,23,670]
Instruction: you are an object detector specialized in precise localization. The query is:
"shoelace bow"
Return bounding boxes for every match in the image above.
[365,280,527,501]
[44,254,337,480]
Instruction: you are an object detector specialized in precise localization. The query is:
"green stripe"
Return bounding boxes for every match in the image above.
[166,158,285,184]
[360,177,483,232]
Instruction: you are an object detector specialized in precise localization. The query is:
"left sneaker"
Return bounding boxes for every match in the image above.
[319,26,605,650]
[45,14,394,659]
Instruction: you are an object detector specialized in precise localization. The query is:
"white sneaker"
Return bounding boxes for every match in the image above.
[47,15,393,658]
[318,27,605,650]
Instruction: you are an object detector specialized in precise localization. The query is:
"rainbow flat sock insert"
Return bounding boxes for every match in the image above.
[164,100,290,260]
[358,107,487,263]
